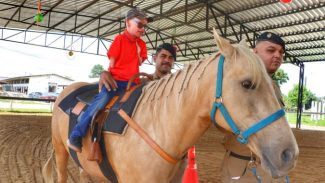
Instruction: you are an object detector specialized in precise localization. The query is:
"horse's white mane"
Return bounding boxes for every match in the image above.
[142,44,267,100]
[141,53,217,102]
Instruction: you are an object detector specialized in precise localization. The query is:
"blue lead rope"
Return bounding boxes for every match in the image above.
[250,167,262,183]
[250,167,290,183]
[285,175,290,183]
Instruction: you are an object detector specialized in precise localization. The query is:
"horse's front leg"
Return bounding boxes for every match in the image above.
[55,147,69,183]
[53,138,69,183]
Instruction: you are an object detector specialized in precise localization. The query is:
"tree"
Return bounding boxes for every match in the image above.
[89,64,104,78]
[272,68,289,86]
[284,84,316,111]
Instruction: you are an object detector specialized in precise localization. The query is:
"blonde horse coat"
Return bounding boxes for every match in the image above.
[221,82,288,183]
[43,29,298,183]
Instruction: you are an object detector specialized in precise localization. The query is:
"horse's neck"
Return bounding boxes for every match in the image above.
[134,54,218,158]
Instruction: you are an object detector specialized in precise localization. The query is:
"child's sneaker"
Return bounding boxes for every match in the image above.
[67,137,82,153]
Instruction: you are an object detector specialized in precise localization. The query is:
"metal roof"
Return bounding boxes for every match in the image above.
[0,73,74,82]
[0,0,324,65]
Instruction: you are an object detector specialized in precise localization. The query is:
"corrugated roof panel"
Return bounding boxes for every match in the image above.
[81,1,121,17]
[0,0,324,62]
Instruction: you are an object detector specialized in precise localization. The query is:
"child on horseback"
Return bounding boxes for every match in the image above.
[67,7,152,153]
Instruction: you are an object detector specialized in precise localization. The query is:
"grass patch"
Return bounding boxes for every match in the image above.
[0,109,52,113]
[286,112,325,126]
[0,100,53,113]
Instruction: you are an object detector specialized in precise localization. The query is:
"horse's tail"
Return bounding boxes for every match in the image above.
[42,149,55,183]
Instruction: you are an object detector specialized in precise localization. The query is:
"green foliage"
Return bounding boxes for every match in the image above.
[284,84,316,110]
[89,64,105,78]
[272,69,289,86]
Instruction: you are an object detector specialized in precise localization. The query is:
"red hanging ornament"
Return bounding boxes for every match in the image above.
[280,0,293,3]
[34,0,44,23]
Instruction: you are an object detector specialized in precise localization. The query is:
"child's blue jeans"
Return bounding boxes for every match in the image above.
[70,80,130,139]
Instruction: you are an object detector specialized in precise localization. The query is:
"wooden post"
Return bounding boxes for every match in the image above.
[10,100,13,111]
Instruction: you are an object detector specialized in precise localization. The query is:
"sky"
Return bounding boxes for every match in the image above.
[1,39,324,97]
[0,40,156,82]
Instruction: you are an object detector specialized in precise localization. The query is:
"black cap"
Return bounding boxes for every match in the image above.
[256,32,285,51]
[156,43,177,61]
[126,7,153,22]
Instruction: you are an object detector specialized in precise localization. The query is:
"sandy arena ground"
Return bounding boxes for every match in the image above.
[0,113,325,183]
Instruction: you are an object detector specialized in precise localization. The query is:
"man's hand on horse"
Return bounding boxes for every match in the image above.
[99,71,118,92]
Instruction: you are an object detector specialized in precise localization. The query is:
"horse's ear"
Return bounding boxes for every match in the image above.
[213,27,234,58]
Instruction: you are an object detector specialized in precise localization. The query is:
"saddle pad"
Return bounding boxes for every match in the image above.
[76,88,99,105]
[60,82,144,134]
[103,84,145,134]
[59,83,98,114]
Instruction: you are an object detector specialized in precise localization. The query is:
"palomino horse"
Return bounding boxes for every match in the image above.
[43,29,298,183]
[220,82,289,183]
[221,133,288,183]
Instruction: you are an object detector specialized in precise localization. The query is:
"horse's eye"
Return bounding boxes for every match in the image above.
[242,80,255,89]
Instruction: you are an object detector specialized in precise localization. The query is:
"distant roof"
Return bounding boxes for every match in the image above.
[0,73,74,82]
[0,0,324,65]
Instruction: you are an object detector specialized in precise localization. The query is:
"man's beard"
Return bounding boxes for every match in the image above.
[160,63,172,74]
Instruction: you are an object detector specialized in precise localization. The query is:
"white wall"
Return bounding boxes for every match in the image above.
[27,75,73,94]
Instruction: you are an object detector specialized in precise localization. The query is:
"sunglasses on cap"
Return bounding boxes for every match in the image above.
[132,18,148,30]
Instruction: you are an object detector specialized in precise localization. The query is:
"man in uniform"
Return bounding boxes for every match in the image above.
[220,32,286,183]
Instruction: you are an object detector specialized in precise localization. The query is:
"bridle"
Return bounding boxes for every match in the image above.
[227,150,290,183]
[210,55,285,144]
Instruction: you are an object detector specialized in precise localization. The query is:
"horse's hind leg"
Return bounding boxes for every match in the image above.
[53,139,69,183]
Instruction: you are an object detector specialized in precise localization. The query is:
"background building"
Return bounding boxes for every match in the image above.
[0,74,74,95]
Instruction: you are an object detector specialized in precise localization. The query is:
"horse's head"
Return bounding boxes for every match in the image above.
[211,28,298,178]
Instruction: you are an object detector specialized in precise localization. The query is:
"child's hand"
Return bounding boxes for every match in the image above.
[99,71,117,92]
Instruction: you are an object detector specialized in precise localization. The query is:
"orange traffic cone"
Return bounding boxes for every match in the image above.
[182,146,199,183]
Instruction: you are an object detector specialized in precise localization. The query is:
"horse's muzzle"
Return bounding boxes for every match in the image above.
[261,145,299,178]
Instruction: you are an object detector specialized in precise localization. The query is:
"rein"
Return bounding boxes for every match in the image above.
[210,55,285,144]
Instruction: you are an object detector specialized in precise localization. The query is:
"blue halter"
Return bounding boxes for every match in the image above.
[210,55,285,144]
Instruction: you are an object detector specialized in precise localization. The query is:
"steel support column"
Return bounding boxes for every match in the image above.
[296,62,305,128]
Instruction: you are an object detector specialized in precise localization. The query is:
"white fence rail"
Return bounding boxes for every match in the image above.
[0,98,54,112]
[310,101,325,121]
